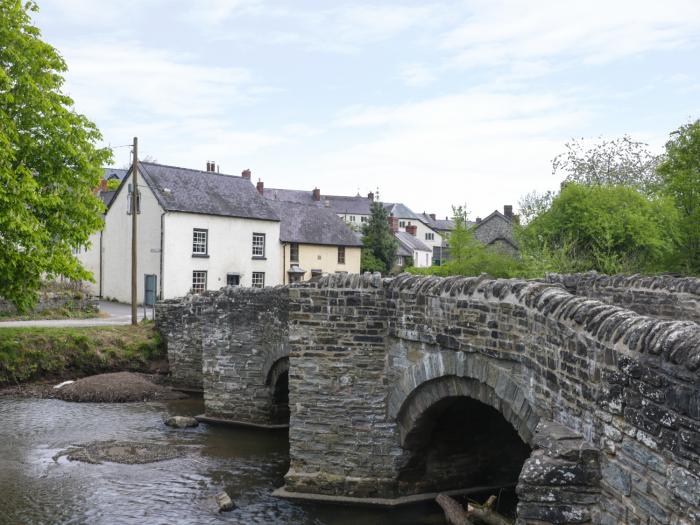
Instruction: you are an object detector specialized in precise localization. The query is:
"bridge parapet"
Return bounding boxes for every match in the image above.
[545,272,700,323]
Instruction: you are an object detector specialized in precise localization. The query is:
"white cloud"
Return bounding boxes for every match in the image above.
[440,0,700,71]
[399,63,437,87]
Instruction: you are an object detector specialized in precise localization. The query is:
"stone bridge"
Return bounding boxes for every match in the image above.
[156,273,700,524]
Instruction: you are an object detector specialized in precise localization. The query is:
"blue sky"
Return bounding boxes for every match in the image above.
[34,0,700,219]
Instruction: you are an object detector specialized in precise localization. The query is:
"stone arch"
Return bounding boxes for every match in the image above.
[265,356,290,426]
[261,344,289,386]
[388,350,540,445]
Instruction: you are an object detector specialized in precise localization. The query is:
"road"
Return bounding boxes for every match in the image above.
[0,301,154,328]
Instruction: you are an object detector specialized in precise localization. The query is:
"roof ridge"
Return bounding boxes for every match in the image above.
[139,161,245,180]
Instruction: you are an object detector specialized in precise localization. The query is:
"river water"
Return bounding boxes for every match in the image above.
[0,396,445,525]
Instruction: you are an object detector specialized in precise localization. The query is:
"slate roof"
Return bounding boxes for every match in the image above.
[395,231,431,252]
[264,187,319,205]
[266,200,363,247]
[384,202,420,220]
[419,212,455,231]
[100,190,116,207]
[327,195,374,215]
[136,162,279,221]
[475,210,513,228]
[104,167,128,181]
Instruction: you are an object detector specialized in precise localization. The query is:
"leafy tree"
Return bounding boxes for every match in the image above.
[0,1,111,311]
[519,183,677,274]
[657,120,700,274]
[517,190,555,225]
[106,178,120,191]
[552,135,660,193]
[361,201,398,274]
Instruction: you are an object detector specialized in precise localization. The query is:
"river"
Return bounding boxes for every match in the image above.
[0,396,445,525]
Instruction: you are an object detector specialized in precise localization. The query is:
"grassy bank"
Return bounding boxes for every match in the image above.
[0,323,164,387]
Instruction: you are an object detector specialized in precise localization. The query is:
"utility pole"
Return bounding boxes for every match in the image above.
[131,137,138,325]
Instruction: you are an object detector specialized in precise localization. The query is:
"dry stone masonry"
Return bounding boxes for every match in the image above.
[156,272,700,524]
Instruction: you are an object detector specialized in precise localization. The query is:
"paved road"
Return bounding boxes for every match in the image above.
[0,301,153,328]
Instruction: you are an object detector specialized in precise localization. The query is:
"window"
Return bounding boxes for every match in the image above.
[349,215,356,222]
[399,220,406,228]
[425,232,434,241]
[126,188,141,215]
[252,272,265,288]
[338,246,345,264]
[360,216,368,223]
[192,271,207,293]
[226,273,240,286]
[252,233,265,258]
[290,243,299,262]
[192,229,208,255]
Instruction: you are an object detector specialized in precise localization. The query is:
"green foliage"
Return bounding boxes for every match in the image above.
[518,183,677,274]
[0,1,111,312]
[657,120,700,275]
[409,205,524,278]
[106,178,120,191]
[0,323,162,386]
[361,201,398,274]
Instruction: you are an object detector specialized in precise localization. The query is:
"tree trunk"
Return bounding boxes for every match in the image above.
[436,494,474,525]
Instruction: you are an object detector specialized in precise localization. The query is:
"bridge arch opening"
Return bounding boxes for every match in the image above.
[266,357,290,425]
[395,375,532,509]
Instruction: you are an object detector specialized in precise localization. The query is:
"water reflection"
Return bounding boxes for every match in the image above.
[0,396,447,524]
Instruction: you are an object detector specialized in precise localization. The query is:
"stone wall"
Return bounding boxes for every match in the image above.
[200,286,289,426]
[155,272,700,524]
[0,281,98,316]
[155,293,209,390]
[545,272,700,323]
[284,273,699,524]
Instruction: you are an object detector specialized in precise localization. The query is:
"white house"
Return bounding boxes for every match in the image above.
[99,162,282,303]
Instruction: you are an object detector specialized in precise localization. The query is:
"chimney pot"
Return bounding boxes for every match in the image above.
[241,169,251,180]
[476,217,482,223]
[367,192,374,201]
[387,215,399,233]
[406,224,417,236]
[312,188,321,201]
[504,205,513,218]
[256,179,264,195]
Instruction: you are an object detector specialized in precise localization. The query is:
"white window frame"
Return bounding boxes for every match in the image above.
[425,232,434,241]
[192,270,207,293]
[251,271,265,288]
[252,233,266,258]
[192,229,208,255]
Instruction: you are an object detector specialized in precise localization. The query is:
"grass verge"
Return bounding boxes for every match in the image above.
[0,322,164,387]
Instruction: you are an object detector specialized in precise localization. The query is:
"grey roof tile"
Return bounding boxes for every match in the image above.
[104,167,128,181]
[266,200,363,246]
[138,162,279,221]
[395,231,431,252]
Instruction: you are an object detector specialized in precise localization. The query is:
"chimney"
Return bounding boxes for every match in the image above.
[504,205,513,218]
[256,179,264,195]
[241,169,251,180]
[429,213,436,221]
[324,199,330,208]
[312,188,321,201]
[206,161,216,172]
[99,179,108,192]
[406,224,417,236]
[387,215,399,233]
[367,192,374,201]
[476,217,482,223]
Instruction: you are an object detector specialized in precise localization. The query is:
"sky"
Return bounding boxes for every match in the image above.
[34,0,700,219]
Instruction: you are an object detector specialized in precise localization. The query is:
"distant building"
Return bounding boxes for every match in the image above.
[473,205,519,255]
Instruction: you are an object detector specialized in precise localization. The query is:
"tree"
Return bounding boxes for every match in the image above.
[519,183,677,274]
[361,201,398,274]
[657,120,700,274]
[0,1,111,311]
[517,190,555,225]
[552,135,660,194]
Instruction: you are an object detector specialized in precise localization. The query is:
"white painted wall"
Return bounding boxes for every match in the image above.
[162,212,282,297]
[412,248,432,268]
[398,218,443,255]
[75,230,102,296]
[102,172,164,303]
